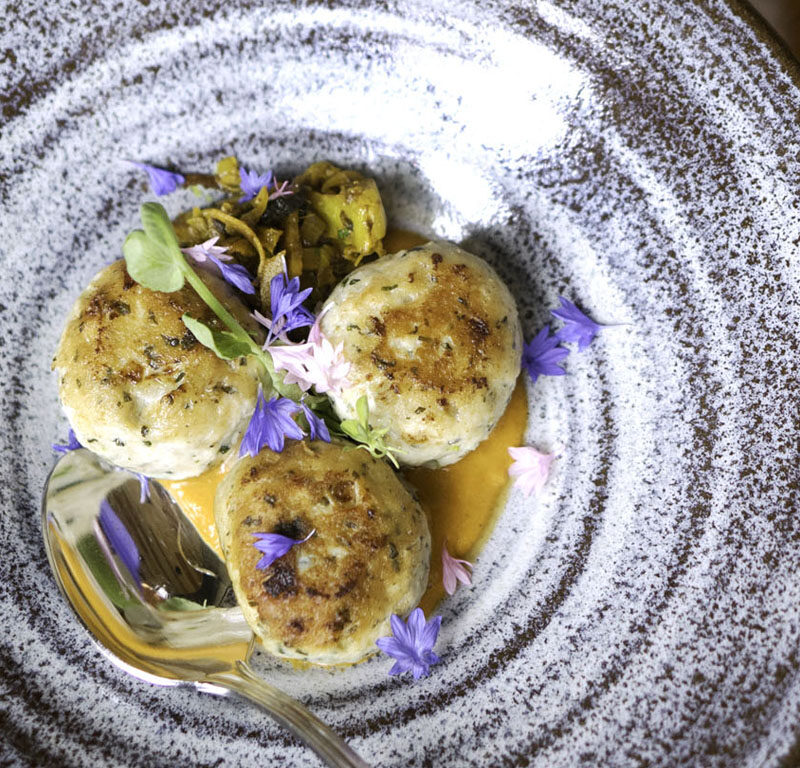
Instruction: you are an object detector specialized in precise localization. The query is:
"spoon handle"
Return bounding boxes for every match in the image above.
[205,661,371,768]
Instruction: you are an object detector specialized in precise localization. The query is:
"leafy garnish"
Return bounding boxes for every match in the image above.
[339,395,400,467]
[122,228,184,293]
[181,315,252,360]
[123,203,274,387]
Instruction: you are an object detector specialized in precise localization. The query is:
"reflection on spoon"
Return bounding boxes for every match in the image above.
[41,449,370,768]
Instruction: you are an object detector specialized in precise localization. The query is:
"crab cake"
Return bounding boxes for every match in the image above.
[320,241,522,467]
[215,439,430,666]
[53,260,262,479]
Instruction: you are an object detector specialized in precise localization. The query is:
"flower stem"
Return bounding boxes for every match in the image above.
[179,259,304,400]
[180,263,254,345]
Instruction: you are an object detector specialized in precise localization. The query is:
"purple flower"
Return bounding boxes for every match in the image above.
[522,325,569,383]
[375,608,442,679]
[129,162,185,196]
[213,259,255,294]
[98,499,141,583]
[52,428,82,455]
[267,271,314,342]
[181,238,255,294]
[551,297,602,350]
[301,402,331,443]
[252,529,315,571]
[239,167,274,202]
[239,390,304,457]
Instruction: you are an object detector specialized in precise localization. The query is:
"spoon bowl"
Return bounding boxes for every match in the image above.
[42,449,369,767]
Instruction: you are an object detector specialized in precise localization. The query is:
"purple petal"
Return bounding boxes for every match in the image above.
[375,636,406,657]
[239,167,274,202]
[208,255,255,294]
[412,662,429,680]
[52,428,82,455]
[418,614,442,651]
[129,162,185,196]
[262,409,287,452]
[301,403,331,443]
[389,613,411,646]
[407,607,426,639]
[389,658,415,676]
[268,272,314,341]
[98,500,140,582]
[240,393,305,457]
[252,530,313,570]
[551,297,602,351]
[522,325,570,383]
[377,609,442,679]
[252,533,296,569]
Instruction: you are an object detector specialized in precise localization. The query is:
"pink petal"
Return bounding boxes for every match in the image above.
[442,541,473,596]
[507,445,556,497]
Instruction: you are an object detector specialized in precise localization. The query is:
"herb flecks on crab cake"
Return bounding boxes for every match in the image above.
[52,260,263,479]
[215,439,431,666]
[321,241,522,467]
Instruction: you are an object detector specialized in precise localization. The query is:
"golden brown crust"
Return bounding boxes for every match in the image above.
[215,439,430,665]
[367,249,511,400]
[321,241,522,466]
[53,260,263,478]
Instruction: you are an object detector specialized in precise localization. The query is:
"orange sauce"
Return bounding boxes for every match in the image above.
[162,227,528,614]
[409,380,526,613]
[161,464,228,560]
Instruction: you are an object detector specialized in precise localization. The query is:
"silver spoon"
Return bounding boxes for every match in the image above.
[42,449,370,768]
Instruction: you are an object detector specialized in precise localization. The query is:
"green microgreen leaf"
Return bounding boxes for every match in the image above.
[122,228,185,293]
[339,396,400,467]
[339,417,370,444]
[355,395,369,427]
[182,315,252,360]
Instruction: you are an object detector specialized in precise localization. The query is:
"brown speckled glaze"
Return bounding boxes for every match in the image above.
[2,1,800,766]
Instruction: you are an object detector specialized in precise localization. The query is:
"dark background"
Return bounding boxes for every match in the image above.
[749,0,800,56]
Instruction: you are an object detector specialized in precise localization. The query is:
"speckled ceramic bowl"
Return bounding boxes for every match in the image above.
[2,1,800,766]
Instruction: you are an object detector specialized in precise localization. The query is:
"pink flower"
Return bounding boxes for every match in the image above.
[269,179,294,200]
[268,342,318,391]
[441,541,473,596]
[265,316,351,395]
[181,236,232,263]
[508,445,556,497]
